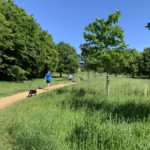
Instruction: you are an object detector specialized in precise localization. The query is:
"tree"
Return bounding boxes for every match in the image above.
[140,48,150,78]
[81,11,126,95]
[107,48,129,76]
[37,31,58,77]
[0,0,58,80]
[81,44,103,79]
[144,24,150,78]
[124,49,142,78]
[57,41,79,77]
[0,11,21,80]
[145,22,150,30]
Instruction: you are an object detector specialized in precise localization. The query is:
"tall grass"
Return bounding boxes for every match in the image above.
[0,75,150,149]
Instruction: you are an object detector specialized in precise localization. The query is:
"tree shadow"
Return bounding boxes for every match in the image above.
[55,88,68,95]
[59,87,150,122]
[111,102,150,122]
[74,88,86,97]
[66,102,150,149]
[61,95,150,122]
[65,98,105,111]
[73,88,98,97]
[60,87,105,111]
[67,125,88,149]
[56,87,98,97]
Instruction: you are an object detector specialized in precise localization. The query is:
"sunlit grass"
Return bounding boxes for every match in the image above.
[0,76,67,98]
[0,75,150,149]
[0,72,87,98]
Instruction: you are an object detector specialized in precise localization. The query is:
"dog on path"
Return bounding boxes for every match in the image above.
[28,89,37,97]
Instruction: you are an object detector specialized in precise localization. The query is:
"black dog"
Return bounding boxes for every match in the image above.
[28,89,37,97]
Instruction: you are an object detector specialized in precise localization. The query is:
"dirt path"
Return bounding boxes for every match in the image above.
[0,82,73,110]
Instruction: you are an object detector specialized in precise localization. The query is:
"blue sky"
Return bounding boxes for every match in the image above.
[14,0,150,54]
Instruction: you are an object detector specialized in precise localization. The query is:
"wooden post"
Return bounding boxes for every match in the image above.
[106,72,109,96]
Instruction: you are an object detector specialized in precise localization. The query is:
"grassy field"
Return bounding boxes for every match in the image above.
[0,72,89,98]
[0,74,69,98]
[0,75,150,150]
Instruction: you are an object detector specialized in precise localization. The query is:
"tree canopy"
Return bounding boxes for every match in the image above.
[141,48,150,78]
[0,0,58,80]
[81,11,126,75]
[57,41,79,77]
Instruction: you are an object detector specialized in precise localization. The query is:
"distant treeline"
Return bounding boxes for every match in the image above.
[122,48,150,78]
[0,0,79,80]
[80,48,150,79]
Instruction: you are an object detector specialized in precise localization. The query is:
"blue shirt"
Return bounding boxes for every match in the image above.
[45,73,51,81]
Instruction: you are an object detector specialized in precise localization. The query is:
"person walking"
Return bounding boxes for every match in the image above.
[68,74,73,81]
[45,70,51,88]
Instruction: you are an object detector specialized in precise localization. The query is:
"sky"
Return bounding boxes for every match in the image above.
[13,0,150,54]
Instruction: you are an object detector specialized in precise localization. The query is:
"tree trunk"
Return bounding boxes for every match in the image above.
[106,72,109,96]
[60,71,62,78]
[132,72,135,78]
[114,72,118,77]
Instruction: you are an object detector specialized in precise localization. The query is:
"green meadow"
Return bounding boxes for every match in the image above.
[0,75,150,150]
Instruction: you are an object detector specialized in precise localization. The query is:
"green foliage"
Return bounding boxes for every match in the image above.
[0,0,58,80]
[81,11,126,74]
[124,49,142,77]
[145,22,150,30]
[57,41,79,77]
[141,48,150,78]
